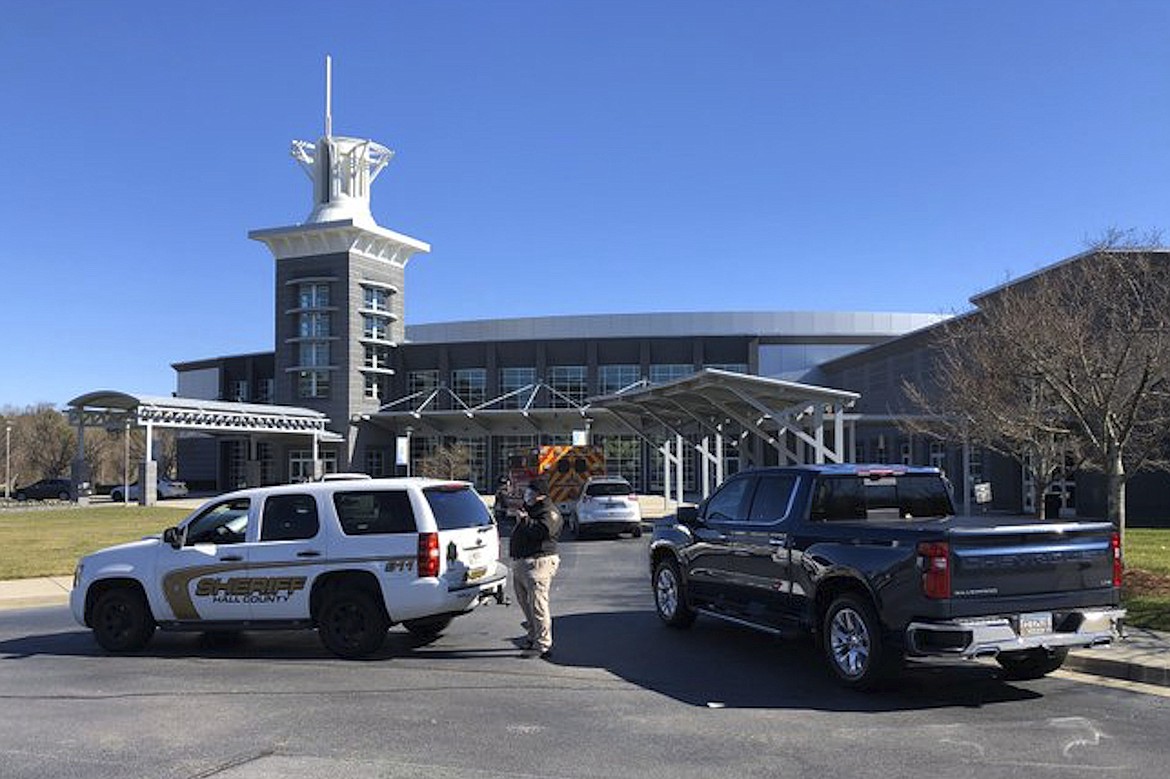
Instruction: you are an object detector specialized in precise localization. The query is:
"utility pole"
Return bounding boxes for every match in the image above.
[4,421,11,504]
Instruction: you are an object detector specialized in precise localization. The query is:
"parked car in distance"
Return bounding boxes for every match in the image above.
[110,477,189,502]
[13,478,73,502]
[570,476,642,538]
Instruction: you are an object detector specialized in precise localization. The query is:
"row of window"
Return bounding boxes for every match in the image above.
[407,363,748,408]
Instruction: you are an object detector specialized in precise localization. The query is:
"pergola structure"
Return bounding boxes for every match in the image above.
[585,369,860,504]
[66,391,340,504]
[361,370,860,506]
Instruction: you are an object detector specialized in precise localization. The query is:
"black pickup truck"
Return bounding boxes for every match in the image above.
[648,464,1125,689]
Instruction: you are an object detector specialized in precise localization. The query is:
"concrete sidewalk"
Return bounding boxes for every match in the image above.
[1,575,1165,688]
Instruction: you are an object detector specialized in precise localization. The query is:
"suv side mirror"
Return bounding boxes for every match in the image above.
[162,526,182,549]
[676,505,700,525]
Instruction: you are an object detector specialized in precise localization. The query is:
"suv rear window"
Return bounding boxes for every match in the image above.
[423,485,492,530]
[585,481,632,497]
[333,490,417,535]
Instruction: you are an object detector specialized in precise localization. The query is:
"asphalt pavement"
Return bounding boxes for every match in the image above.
[2,572,1165,687]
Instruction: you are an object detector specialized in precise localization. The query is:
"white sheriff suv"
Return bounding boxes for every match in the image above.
[71,478,507,658]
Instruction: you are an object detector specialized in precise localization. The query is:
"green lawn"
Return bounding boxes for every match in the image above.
[0,504,190,579]
[2,505,1168,629]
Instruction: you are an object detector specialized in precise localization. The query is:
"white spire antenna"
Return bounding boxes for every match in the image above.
[324,54,333,138]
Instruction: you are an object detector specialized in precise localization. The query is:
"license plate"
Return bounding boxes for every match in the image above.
[465,566,487,582]
[1019,611,1052,637]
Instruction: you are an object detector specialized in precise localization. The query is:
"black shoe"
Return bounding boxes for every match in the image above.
[521,647,552,660]
[521,621,530,630]
[512,636,534,650]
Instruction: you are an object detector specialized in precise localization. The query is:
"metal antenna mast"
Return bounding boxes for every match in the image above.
[324,54,333,138]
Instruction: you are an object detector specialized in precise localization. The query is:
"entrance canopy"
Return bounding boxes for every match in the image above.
[67,391,340,439]
[586,369,859,466]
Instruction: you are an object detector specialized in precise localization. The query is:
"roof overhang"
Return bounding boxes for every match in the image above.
[585,369,859,463]
[66,391,343,441]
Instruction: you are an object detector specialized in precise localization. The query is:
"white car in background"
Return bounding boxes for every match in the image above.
[570,476,643,539]
[110,477,189,502]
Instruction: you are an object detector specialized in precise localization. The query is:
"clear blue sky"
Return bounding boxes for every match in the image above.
[3,1,1169,408]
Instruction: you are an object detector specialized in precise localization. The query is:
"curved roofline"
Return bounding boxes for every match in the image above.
[405,310,948,344]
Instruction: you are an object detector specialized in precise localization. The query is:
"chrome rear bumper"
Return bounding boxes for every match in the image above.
[906,608,1126,659]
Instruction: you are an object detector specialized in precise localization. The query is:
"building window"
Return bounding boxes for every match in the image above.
[363,314,391,341]
[499,367,536,409]
[929,442,946,471]
[256,378,274,404]
[298,282,330,309]
[548,365,587,408]
[364,344,392,370]
[288,449,337,482]
[364,373,388,401]
[650,364,693,385]
[409,369,439,396]
[604,435,643,492]
[900,441,913,466]
[299,342,330,368]
[456,437,487,490]
[362,286,391,312]
[297,370,330,399]
[599,364,641,395]
[366,448,386,477]
[452,368,486,407]
[228,380,248,402]
[257,442,276,485]
[299,312,330,338]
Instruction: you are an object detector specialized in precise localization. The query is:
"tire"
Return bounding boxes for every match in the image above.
[14,492,27,501]
[653,558,696,628]
[996,647,1069,680]
[57,491,69,501]
[91,588,156,652]
[403,615,454,643]
[822,594,898,690]
[110,489,123,503]
[631,524,643,539]
[317,589,388,658]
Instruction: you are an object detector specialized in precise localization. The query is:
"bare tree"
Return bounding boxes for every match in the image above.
[905,232,1170,540]
[19,404,75,480]
[417,443,473,481]
[902,315,1082,518]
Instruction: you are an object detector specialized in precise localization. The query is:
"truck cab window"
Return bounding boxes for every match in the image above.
[704,477,753,522]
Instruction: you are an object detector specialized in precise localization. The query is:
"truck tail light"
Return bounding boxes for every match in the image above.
[418,532,440,578]
[918,541,951,599]
[1111,532,1123,588]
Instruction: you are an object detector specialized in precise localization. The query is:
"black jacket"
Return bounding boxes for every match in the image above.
[509,497,562,559]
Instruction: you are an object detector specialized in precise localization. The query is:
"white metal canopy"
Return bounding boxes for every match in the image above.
[585,369,858,462]
[67,391,339,438]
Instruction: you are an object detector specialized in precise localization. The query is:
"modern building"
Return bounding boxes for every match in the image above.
[166,64,947,496]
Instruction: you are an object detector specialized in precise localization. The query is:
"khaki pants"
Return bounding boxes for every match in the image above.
[511,555,560,653]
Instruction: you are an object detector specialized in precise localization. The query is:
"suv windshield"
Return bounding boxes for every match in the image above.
[585,481,632,497]
[424,485,493,530]
[810,474,953,520]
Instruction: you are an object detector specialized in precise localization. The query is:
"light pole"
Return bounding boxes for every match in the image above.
[4,421,11,504]
[404,426,413,478]
[123,418,131,505]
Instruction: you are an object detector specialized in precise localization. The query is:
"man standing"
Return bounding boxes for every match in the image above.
[509,476,562,659]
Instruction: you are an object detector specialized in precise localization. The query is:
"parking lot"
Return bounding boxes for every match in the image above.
[2,532,1170,778]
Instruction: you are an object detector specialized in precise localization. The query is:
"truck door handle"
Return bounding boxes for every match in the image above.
[768,537,787,546]
[219,555,243,562]
[296,550,321,558]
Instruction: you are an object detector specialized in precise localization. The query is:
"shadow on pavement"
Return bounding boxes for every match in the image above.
[540,609,1043,712]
